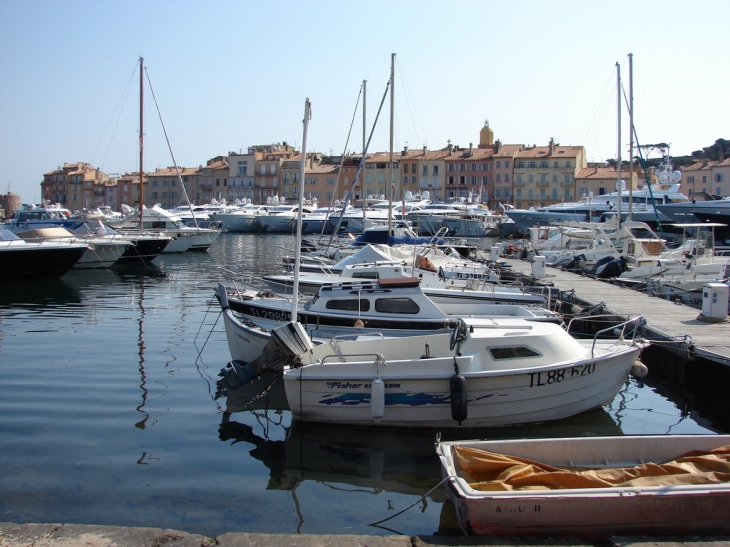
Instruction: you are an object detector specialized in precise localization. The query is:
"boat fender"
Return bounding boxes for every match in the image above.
[371,376,385,420]
[631,360,649,378]
[450,369,468,425]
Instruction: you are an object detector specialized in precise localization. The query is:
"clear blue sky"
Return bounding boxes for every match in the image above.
[1,0,727,204]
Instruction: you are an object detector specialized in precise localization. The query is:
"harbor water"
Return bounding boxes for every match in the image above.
[0,233,726,538]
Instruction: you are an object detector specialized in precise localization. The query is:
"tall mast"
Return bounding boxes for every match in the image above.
[616,62,621,227]
[362,80,367,153]
[139,56,144,226]
[291,98,311,319]
[628,53,634,221]
[387,53,395,234]
[362,79,367,226]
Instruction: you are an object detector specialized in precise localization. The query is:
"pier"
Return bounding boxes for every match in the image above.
[495,256,729,364]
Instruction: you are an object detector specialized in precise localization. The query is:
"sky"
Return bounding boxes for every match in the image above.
[1,0,728,204]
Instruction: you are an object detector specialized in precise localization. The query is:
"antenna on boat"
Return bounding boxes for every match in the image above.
[616,61,621,229]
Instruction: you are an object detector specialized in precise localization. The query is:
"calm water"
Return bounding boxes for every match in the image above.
[0,233,725,538]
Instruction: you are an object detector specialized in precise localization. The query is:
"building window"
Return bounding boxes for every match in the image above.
[460,176,466,185]
[459,164,466,171]
[552,188,558,200]
[448,176,455,185]
[566,161,571,168]
[504,174,510,182]
[470,164,478,171]
[715,174,724,182]
[378,174,384,183]
[433,165,439,175]
[366,174,372,183]
[327,177,334,185]
[517,162,524,168]
[553,175,558,183]
[504,160,509,168]
[403,163,408,172]
[528,175,534,183]
[237,161,247,176]
[496,160,501,168]
[422,165,428,175]
[496,174,501,182]
[471,176,478,184]
[411,164,416,173]
[540,161,548,168]
[448,164,455,172]
[529,162,536,168]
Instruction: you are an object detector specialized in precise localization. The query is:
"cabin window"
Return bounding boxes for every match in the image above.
[325,299,370,312]
[489,346,541,360]
[351,272,378,279]
[374,298,420,314]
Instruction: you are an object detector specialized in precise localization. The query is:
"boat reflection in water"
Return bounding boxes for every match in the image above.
[218,375,624,534]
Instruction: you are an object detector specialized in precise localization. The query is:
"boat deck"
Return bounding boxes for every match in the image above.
[494,256,730,367]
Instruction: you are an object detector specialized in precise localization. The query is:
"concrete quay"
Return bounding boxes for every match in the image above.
[1,523,729,547]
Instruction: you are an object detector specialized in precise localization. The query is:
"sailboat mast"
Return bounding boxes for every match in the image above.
[139,56,144,226]
[387,53,395,235]
[291,98,311,319]
[362,79,367,226]
[628,53,634,221]
[616,61,621,227]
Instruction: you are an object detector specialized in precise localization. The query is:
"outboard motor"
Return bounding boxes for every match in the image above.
[593,256,628,278]
[217,322,314,391]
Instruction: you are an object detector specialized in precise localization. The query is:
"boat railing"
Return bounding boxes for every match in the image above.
[573,314,645,357]
[217,266,284,298]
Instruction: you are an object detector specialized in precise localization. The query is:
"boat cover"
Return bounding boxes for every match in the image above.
[453,444,730,491]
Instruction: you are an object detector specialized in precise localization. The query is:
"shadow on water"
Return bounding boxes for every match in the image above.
[218,374,624,535]
[0,278,83,309]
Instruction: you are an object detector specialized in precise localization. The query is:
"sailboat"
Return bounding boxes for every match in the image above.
[109,57,221,253]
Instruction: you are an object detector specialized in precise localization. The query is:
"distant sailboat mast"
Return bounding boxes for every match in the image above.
[292,98,311,320]
[616,61,621,227]
[139,56,144,227]
[387,53,395,235]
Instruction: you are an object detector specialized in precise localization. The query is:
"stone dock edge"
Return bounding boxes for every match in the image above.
[1,523,729,547]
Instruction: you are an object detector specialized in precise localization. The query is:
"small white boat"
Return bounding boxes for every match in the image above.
[215,203,271,233]
[437,434,730,537]
[280,315,645,428]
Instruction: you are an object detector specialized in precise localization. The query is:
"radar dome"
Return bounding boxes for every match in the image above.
[672,171,682,181]
[422,190,430,199]
[404,191,413,199]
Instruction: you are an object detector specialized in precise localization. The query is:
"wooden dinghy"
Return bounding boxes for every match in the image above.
[437,435,730,538]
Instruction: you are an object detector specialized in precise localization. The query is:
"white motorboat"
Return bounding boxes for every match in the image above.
[13,227,130,269]
[215,203,271,233]
[280,315,645,428]
[0,229,88,279]
[114,204,221,252]
[437,435,730,537]
[257,204,315,233]
[441,206,502,237]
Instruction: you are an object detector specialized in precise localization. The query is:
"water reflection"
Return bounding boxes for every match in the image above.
[218,377,624,498]
[0,278,83,310]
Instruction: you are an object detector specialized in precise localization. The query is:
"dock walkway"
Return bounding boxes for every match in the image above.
[495,256,730,366]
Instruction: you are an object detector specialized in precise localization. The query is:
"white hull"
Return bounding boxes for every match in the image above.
[438,435,730,537]
[283,328,641,428]
[74,241,129,268]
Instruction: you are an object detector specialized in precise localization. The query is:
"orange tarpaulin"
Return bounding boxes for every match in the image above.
[454,444,730,491]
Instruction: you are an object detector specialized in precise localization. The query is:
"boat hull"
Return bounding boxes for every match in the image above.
[438,435,730,538]
[283,344,639,428]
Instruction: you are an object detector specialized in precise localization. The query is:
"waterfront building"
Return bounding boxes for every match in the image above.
[681,159,729,198]
[512,141,586,209]
[492,142,523,209]
[443,143,493,204]
[41,162,110,212]
[144,166,198,209]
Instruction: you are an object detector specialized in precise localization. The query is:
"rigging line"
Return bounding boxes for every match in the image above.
[578,66,616,159]
[327,78,392,247]
[194,298,222,360]
[144,68,196,220]
[368,476,449,527]
[90,61,138,169]
[396,60,425,151]
[319,84,362,237]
